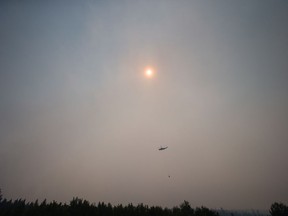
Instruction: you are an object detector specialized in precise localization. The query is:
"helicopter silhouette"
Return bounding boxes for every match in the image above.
[158,146,168,151]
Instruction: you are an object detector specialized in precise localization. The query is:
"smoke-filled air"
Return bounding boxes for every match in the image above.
[0,0,288,213]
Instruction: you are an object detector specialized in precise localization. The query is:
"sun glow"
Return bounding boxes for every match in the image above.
[145,68,154,78]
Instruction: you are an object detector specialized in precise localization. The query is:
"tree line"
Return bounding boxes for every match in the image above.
[0,190,287,216]
[0,193,218,216]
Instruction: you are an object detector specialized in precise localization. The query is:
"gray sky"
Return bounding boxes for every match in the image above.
[0,0,288,210]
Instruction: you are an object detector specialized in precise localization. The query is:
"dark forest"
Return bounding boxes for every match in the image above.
[0,190,287,216]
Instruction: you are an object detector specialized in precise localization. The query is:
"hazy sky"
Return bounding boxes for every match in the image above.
[1,0,288,210]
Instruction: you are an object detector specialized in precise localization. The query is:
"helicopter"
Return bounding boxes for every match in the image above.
[158,146,168,151]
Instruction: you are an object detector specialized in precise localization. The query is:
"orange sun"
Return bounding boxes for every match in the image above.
[145,68,154,78]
